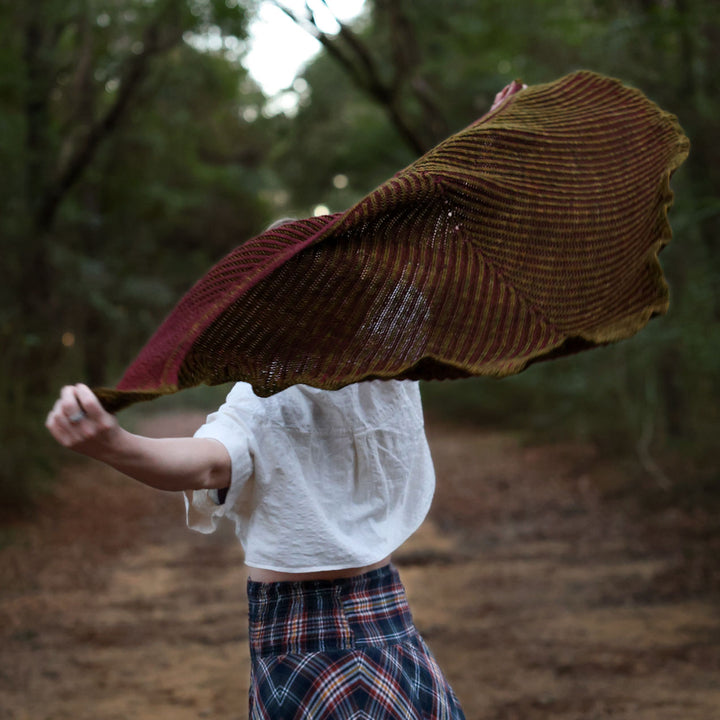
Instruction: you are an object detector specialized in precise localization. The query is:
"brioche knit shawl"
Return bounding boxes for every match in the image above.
[96,71,689,412]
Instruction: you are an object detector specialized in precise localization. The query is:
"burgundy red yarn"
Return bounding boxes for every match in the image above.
[95,71,689,412]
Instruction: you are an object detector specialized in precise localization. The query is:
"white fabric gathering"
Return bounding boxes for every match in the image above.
[184,380,436,573]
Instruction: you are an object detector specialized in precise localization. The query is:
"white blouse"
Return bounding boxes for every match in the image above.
[184,380,435,573]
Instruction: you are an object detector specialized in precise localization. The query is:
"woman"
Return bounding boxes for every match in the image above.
[46,379,466,719]
[46,74,687,718]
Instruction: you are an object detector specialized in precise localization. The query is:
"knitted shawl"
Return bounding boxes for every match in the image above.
[96,71,689,412]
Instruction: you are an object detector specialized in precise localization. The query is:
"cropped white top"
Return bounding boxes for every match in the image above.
[184,380,436,573]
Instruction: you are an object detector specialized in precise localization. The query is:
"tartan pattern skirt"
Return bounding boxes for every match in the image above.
[247,564,466,719]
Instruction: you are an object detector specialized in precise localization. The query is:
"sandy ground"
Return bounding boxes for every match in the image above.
[1,412,719,719]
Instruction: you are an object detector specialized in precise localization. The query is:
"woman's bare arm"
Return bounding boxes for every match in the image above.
[45,384,230,492]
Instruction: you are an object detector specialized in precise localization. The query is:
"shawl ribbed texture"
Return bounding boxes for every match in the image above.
[95,71,689,412]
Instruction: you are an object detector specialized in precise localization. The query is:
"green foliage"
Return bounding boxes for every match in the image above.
[2,0,718,514]
[267,52,415,214]
[0,0,271,512]
[273,0,719,480]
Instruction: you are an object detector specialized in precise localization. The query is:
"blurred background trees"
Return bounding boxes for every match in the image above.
[272,0,718,481]
[1,0,269,510]
[2,0,717,514]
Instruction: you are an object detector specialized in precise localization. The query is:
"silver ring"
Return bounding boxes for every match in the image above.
[68,411,86,424]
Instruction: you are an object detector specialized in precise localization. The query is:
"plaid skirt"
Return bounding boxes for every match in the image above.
[247,564,466,720]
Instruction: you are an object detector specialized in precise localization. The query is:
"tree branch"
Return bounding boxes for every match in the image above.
[269,0,429,154]
[37,1,185,233]
[378,0,448,143]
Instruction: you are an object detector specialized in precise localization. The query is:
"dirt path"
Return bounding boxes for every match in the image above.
[1,413,719,719]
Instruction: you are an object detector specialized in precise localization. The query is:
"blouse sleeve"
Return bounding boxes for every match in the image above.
[183,383,256,533]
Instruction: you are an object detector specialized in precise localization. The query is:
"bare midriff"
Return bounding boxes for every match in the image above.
[246,555,392,583]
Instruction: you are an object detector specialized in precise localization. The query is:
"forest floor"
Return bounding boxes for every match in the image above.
[1,411,719,720]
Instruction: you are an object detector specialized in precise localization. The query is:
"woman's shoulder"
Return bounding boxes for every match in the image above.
[264,380,423,433]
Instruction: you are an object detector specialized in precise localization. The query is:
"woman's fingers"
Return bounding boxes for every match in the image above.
[46,384,117,450]
[45,396,74,446]
[46,392,83,447]
[74,384,112,426]
[490,80,527,111]
[57,384,85,422]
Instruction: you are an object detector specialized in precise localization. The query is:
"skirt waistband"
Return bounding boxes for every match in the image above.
[247,564,417,656]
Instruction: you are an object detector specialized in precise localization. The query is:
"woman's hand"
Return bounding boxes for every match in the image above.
[46,383,120,458]
[490,79,527,112]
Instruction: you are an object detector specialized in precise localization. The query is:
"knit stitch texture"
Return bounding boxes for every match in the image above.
[96,71,690,412]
